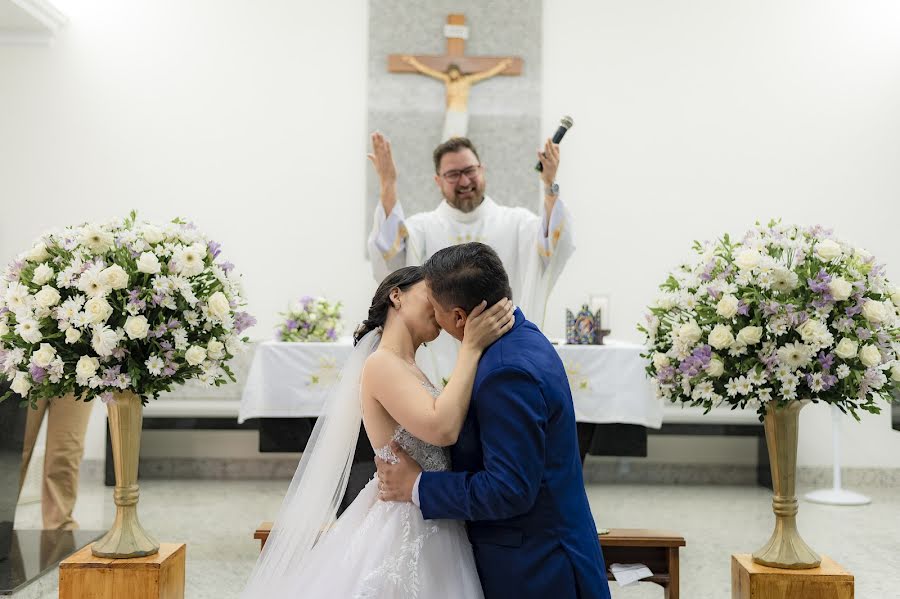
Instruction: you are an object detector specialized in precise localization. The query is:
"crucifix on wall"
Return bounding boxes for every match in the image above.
[388,14,523,141]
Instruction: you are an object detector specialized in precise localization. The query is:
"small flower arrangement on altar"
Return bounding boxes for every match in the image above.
[277,296,342,342]
[639,220,900,419]
[0,211,255,406]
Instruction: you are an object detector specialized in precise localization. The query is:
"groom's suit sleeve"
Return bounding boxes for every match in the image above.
[418,367,547,521]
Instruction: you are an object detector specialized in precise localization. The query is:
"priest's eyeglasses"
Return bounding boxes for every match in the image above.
[440,165,481,183]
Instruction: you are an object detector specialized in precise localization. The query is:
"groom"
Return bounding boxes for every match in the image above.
[377,243,610,599]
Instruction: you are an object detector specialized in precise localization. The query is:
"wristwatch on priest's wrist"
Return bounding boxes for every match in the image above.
[544,181,559,197]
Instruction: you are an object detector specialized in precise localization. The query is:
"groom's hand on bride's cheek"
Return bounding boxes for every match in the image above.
[375,441,422,503]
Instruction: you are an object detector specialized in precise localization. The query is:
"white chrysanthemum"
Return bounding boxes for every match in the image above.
[170,243,206,277]
[80,225,115,254]
[836,364,851,379]
[777,343,812,370]
[91,325,120,357]
[771,268,799,293]
[4,281,32,315]
[797,319,834,350]
[15,318,43,344]
[77,265,110,298]
[48,356,65,383]
[145,355,165,375]
[172,329,189,351]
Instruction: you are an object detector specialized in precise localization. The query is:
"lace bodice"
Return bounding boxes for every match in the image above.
[374,381,451,472]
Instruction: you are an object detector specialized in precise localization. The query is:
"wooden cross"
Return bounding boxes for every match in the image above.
[388,14,523,77]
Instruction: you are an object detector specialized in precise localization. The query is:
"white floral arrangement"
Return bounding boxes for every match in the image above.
[276,296,342,342]
[0,211,255,406]
[639,221,900,419]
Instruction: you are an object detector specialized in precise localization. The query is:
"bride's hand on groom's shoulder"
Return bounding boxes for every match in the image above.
[462,298,515,353]
[375,441,421,503]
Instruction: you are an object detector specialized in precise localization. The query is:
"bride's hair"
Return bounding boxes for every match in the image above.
[354,266,425,346]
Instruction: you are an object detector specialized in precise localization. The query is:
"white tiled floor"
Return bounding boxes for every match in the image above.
[14,477,900,598]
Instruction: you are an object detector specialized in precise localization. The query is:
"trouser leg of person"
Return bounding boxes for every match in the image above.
[41,395,93,530]
[19,399,49,497]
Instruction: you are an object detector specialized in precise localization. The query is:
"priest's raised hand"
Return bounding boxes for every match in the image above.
[367,131,398,216]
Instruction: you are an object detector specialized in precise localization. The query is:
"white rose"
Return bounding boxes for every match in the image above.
[0,319,8,337]
[716,295,740,319]
[26,242,51,262]
[34,285,61,308]
[65,327,82,344]
[834,338,858,360]
[828,277,853,302]
[185,345,207,366]
[32,263,54,286]
[207,339,225,360]
[76,355,100,380]
[892,363,900,383]
[736,326,763,346]
[890,287,900,308]
[735,249,761,271]
[84,297,113,324]
[124,315,150,340]
[706,357,725,378]
[708,325,735,350]
[859,344,882,368]
[137,252,161,274]
[142,225,165,245]
[100,265,129,290]
[815,239,842,261]
[11,371,31,396]
[32,343,57,368]
[206,292,231,321]
[861,300,886,324]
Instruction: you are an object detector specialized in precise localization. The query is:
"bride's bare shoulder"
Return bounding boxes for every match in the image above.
[362,349,404,387]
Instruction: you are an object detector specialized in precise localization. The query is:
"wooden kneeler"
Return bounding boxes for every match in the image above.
[255,522,684,598]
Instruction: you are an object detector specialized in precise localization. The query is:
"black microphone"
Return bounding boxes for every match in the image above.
[535,115,574,172]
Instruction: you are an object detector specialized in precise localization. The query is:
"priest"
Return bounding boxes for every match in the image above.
[367,132,575,383]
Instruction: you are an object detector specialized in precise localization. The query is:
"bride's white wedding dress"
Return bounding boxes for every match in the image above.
[265,381,483,598]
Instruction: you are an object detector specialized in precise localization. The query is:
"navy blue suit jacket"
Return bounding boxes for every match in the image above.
[418,309,610,599]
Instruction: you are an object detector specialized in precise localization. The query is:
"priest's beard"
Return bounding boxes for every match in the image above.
[444,180,486,213]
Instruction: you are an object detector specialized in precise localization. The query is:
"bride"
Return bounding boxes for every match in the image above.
[241,266,514,598]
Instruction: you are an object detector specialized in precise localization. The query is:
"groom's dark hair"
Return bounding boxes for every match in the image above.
[424,242,512,313]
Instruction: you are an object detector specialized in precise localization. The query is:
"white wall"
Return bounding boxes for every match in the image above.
[542,0,900,467]
[3,0,899,469]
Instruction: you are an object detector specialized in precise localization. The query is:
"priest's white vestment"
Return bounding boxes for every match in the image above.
[368,195,574,383]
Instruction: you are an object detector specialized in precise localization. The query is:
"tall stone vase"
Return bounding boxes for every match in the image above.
[752,400,821,569]
[91,391,159,558]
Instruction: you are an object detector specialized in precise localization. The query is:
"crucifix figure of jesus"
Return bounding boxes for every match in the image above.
[389,14,523,140]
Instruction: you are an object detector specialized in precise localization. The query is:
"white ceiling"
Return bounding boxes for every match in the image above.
[0,1,45,32]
